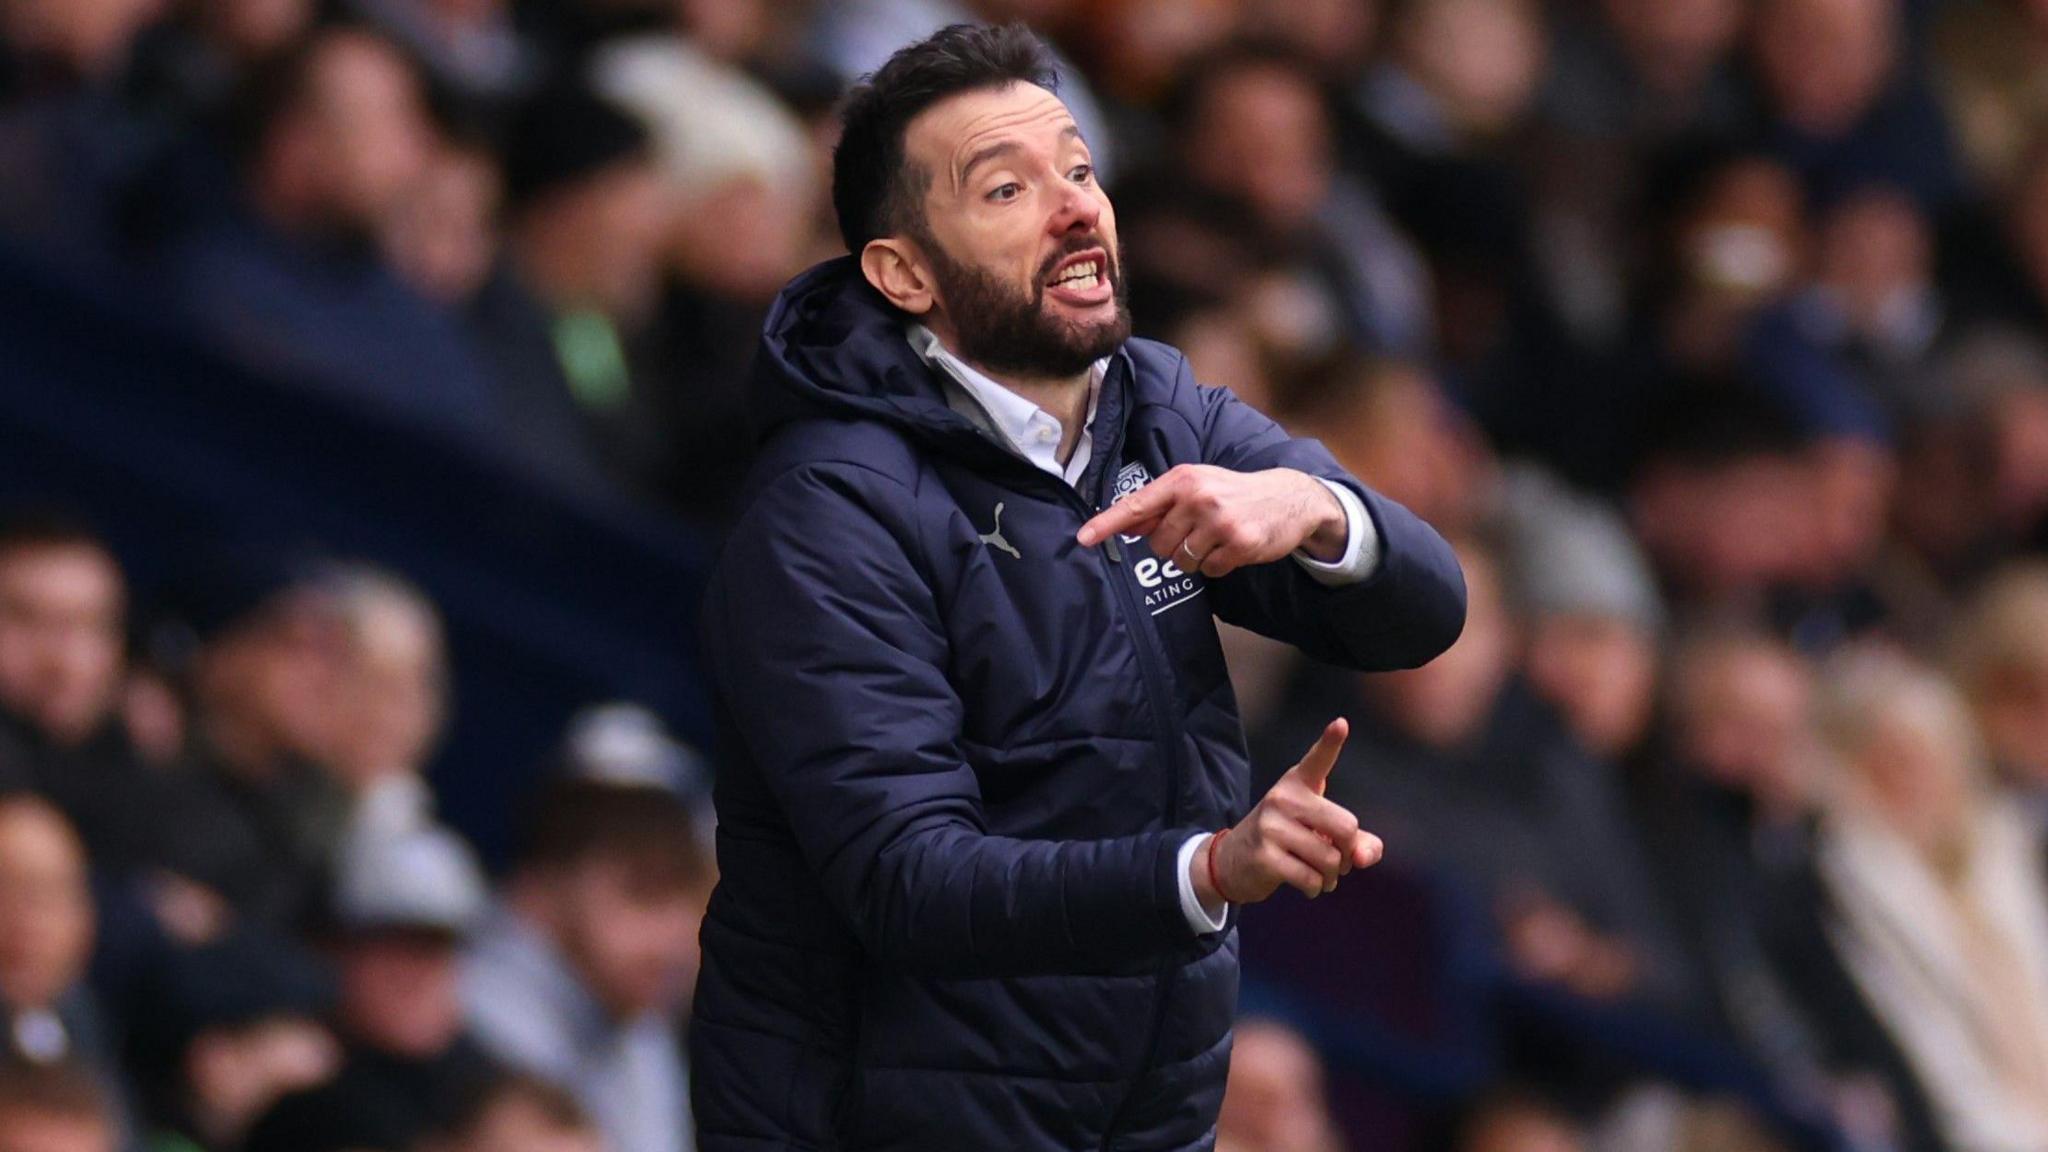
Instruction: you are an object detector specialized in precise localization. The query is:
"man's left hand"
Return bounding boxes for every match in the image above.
[1076,466,1346,577]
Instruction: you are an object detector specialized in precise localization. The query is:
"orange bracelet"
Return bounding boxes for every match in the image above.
[1205,827,1235,906]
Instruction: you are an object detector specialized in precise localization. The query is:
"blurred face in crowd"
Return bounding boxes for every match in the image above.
[1599,0,1741,91]
[1369,545,1513,750]
[0,799,93,1013]
[1458,1099,1586,1152]
[1214,1020,1342,1152]
[0,542,124,747]
[864,82,1129,383]
[1304,362,1494,537]
[194,591,345,775]
[1525,613,1658,759]
[1668,159,1807,363]
[0,0,163,79]
[1631,450,1811,596]
[327,587,446,790]
[1395,0,1546,138]
[1182,60,1333,232]
[1826,660,1982,860]
[265,31,434,235]
[1754,0,1898,136]
[384,145,502,307]
[1955,569,2048,789]
[1671,635,1815,813]
[185,1017,341,1144]
[0,1105,113,1152]
[1794,439,1896,586]
[206,0,312,61]
[338,931,466,1059]
[1815,189,1930,336]
[516,159,672,323]
[548,858,704,1021]
[1238,0,1379,79]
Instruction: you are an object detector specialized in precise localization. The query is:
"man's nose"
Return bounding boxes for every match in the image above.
[1047,181,1100,235]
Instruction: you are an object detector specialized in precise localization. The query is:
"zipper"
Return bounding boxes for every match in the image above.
[934,360,1189,1147]
[1082,385,1191,1150]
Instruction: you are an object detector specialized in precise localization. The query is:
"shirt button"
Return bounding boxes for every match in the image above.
[1038,428,1056,443]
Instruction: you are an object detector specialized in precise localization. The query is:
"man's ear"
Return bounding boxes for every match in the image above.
[860,237,936,316]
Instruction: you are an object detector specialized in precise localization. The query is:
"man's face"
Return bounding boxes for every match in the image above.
[0,802,94,1012]
[555,860,704,1021]
[337,932,464,1059]
[295,32,434,229]
[891,82,1129,379]
[0,545,124,747]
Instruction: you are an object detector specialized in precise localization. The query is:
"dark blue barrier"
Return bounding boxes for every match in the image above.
[0,242,716,865]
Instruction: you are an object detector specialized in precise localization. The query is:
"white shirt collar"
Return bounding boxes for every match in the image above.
[906,323,1107,487]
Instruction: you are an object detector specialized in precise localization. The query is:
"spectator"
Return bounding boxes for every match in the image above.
[340,0,538,122]
[1496,466,1664,762]
[175,553,351,928]
[1810,645,2048,1150]
[1453,1091,1585,1152]
[0,1061,119,1152]
[0,797,120,1089]
[1254,543,1695,1012]
[464,82,671,500]
[1748,0,1962,208]
[463,780,709,1152]
[0,0,162,103]
[0,513,242,899]
[320,564,455,853]
[244,828,494,1152]
[131,937,341,1152]
[417,1073,604,1152]
[1637,630,1940,1149]
[1213,1018,1343,1152]
[158,24,507,454]
[1933,0,2048,195]
[1952,563,2048,814]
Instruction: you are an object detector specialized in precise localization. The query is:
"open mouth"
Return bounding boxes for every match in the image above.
[1044,247,1112,303]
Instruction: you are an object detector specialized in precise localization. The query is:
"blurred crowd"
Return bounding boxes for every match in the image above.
[5,0,2048,1150]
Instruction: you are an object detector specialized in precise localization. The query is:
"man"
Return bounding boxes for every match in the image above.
[244,828,495,1152]
[692,24,1465,1151]
[464,780,708,1152]
[0,794,134,1150]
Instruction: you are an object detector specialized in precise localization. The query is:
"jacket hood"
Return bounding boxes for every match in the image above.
[753,256,970,446]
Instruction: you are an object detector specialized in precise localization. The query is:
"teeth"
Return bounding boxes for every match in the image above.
[1053,259,1101,288]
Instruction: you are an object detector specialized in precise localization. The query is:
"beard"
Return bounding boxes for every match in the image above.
[919,230,1133,380]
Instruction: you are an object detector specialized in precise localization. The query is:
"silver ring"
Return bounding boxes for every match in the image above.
[1180,540,1201,562]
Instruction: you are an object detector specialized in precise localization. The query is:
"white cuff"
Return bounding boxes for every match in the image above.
[1292,479,1380,586]
[1176,832,1229,935]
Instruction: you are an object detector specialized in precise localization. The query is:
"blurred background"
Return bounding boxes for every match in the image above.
[1,0,2048,1150]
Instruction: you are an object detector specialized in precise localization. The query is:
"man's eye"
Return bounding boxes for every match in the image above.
[1069,164,1093,184]
[987,182,1023,202]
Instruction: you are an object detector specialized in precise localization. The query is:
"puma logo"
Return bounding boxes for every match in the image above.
[978,502,1021,560]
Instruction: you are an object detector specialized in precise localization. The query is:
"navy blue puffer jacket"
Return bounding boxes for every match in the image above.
[691,258,1465,1151]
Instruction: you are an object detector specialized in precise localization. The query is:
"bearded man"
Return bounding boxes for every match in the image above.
[692,24,1466,1152]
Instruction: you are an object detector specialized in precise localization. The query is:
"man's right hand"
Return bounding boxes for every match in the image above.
[1191,719,1382,907]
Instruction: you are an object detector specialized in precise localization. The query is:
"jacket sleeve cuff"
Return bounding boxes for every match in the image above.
[1291,479,1381,586]
[1175,832,1229,935]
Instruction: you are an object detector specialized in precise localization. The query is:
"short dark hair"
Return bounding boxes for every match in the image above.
[515,780,708,896]
[832,23,1058,254]
[0,507,112,565]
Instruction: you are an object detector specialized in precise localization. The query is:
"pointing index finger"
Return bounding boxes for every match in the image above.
[1078,480,1173,546]
[1295,717,1349,795]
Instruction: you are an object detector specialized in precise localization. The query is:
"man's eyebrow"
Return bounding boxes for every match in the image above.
[955,125,1085,188]
[958,141,1021,187]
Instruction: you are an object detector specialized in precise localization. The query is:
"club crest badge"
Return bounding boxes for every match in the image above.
[1114,461,1152,505]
